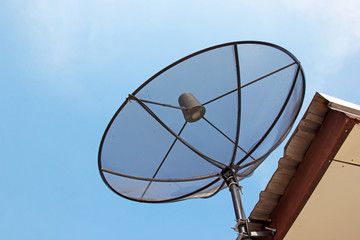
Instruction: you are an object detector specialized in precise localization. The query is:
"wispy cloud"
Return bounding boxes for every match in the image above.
[242,0,360,75]
[26,0,82,67]
[285,0,360,96]
[283,0,360,72]
[8,0,360,103]
[17,0,126,101]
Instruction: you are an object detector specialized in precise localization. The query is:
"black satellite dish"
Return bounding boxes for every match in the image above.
[98,41,305,239]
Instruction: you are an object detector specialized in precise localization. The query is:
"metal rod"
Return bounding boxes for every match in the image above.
[202,116,255,161]
[141,122,187,199]
[202,88,238,106]
[129,96,185,110]
[240,62,297,89]
[202,62,296,107]
[101,168,219,182]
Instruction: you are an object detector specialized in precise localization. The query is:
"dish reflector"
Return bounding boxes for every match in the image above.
[98,41,305,203]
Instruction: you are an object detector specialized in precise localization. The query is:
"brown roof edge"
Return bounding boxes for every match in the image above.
[249,93,329,223]
[346,113,360,121]
[266,110,356,240]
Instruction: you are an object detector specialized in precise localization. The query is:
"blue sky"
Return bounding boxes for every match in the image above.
[1,1,359,239]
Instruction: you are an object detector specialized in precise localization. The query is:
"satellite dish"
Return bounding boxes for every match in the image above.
[98,41,305,239]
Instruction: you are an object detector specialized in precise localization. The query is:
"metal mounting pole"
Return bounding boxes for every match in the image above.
[221,167,249,239]
[222,167,276,240]
[229,179,247,234]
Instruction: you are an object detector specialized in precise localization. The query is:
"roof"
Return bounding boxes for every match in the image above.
[248,92,360,239]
